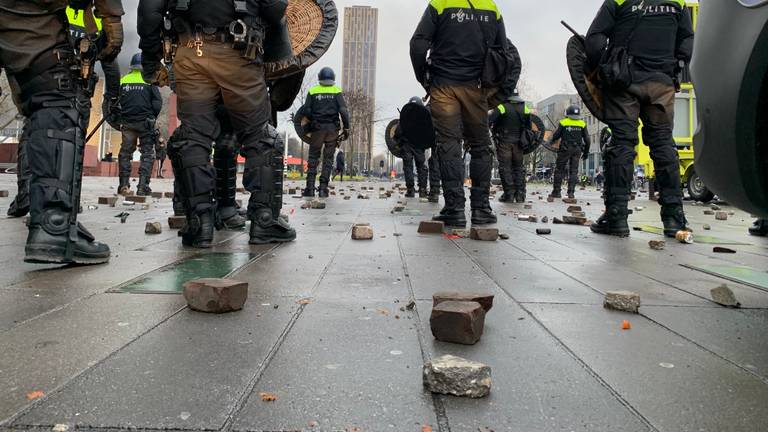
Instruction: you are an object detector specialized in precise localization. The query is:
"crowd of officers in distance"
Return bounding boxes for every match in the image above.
[1,0,766,267]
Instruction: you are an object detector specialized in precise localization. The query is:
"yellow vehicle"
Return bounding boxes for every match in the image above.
[634,2,713,202]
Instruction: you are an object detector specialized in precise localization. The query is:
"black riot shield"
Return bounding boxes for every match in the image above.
[270,70,307,112]
[521,114,546,155]
[385,119,404,158]
[293,105,313,144]
[566,35,606,123]
[399,102,435,151]
[266,0,339,80]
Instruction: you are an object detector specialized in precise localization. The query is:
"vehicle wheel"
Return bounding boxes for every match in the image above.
[687,169,715,203]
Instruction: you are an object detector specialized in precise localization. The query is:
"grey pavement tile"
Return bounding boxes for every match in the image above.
[642,306,768,379]
[233,251,334,298]
[232,300,436,432]
[529,304,768,432]
[406,255,505,300]
[14,299,298,430]
[416,298,650,432]
[0,293,185,423]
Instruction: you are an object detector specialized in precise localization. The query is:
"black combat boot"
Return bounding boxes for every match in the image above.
[136,177,152,196]
[217,206,246,230]
[749,219,768,237]
[181,208,215,248]
[549,189,562,199]
[318,186,330,198]
[432,192,466,226]
[25,208,111,264]
[418,189,428,199]
[8,193,30,218]
[591,197,632,237]
[405,187,416,198]
[514,190,526,203]
[249,207,297,244]
[470,187,497,225]
[498,191,514,203]
[428,188,440,203]
[304,174,316,197]
[661,205,691,238]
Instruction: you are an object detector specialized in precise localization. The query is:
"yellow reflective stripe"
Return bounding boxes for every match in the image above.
[497,104,506,115]
[524,105,531,115]
[66,7,103,31]
[430,0,500,19]
[560,118,586,128]
[309,85,343,95]
[614,0,684,8]
[120,70,148,85]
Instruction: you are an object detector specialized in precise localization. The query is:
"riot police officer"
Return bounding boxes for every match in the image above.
[427,151,441,203]
[398,97,429,198]
[489,92,530,203]
[118,53,162,196]
[0,0,123,264]
[138,0,296,247]
[410,0,507,227]
[7,4,123,218]
[301,67,350,198]
[586,0,694,238]
[550,105,590,200]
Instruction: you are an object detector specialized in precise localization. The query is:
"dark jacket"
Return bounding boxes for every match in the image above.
[410,0,506,87]
[302,84,350,131]
[336,151,345,169]
[119,69,162,125]
[552,118,591,153]
[585,0,694,83]
[489,101,530,144]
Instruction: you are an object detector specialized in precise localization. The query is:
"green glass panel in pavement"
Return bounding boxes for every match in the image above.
[113,253,255,294]
[683,264,768,291]
[635,225,750,245]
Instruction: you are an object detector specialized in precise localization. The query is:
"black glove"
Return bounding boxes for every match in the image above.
[582,151,589,161]
[98,16,123,62]
[103,96,121,130]
[142,61,169,87]
[339,129,350,142]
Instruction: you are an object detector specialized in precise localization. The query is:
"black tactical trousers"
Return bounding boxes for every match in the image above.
[119,121,156,187]
[496,138,525,197]
[402,146,428,191]
[553,147,581,195]
[171,37,271,217]
[0,8,90,238]
[307,128,338,187]
[604,80,681,206]
[428,151,441,191]
[431,85,493,210]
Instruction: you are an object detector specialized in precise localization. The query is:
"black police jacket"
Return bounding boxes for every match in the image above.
[410,0,506,87]
[302,84,351,131]
[489,102,529,143]
[552,118,591,153]
[585,0,694,83]
[119,70,162,125]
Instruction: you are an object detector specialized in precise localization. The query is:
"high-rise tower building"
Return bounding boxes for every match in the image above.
[342,5,378,173]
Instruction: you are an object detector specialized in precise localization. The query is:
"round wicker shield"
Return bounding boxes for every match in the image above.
[385,119,404,158]
[266,0,339,80]
[293,105,313,143]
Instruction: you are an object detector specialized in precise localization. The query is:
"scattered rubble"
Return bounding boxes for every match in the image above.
[145,222,162,234]
[183,278,248,313]
[675,231,694,244]
[562,215,588,225]
[168,216,186,229]
[715,211,728,221]
[566,206,582,213]
[499,233,510,240]
[311,200,326,209]
[98,196,119,206]
[470,227,499,241]
[423,354,491,398]
[352,224,374,240]
[703,224,711,231]
[418,221,444,234]
[151,192,164,199]
[713,247,736,254]
[129,195,147,203]
[710,284,740,308]
[648,240,666,250]
[430,301,486,345]
[604,291,641,313]
[562,198,577,204]
[536,228,551,235]
[0,190,9,198]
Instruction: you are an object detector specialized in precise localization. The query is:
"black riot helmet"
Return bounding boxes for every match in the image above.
[408,96,424,106]
[318,67,336,85]
[566,105,582,120]
[507,91,525,104]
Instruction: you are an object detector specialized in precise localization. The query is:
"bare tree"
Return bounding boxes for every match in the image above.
[0,73,20,131]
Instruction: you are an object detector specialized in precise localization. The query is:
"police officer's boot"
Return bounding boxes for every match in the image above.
[249,207,297,244]
[8,194,30,218]
[217,206,247,230]
[470,187,497,226]
[318,183,330,198]
[591,196,632,237]
[567,192,576,200]
[432,192,466,226]
[549,187,562,199]
[181,208,215,248]
[25,208,111,264]
[136,177,152,196]
[499,190,514,203]
[405,187,416,198]
[428,186,440,203]
[118,176,131,196]
[514,187,527,204]
[749,219,768,237]
[303,174,316,198]
[661,205,691,238]
[418,189,428,199]
[172,195,185,217]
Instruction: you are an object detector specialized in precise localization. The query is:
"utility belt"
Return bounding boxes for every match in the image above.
[173,17,264,61]
[14,47,78,102]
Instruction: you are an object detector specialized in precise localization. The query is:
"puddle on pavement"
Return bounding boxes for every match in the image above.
[683,264,768,291]
[635,225,751,245]
[111,252,256,294]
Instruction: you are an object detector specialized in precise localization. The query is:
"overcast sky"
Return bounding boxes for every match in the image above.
[114,0,636,152]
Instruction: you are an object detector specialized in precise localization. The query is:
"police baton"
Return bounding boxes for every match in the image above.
[86,116,109,142]
[561,21,585,43]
